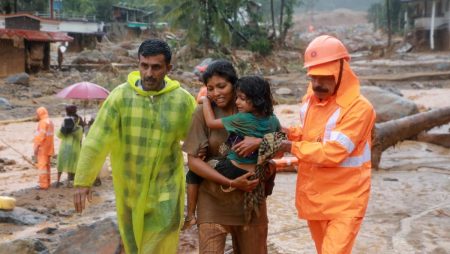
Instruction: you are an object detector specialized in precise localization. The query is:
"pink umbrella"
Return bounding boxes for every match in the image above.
[56,82,109,100]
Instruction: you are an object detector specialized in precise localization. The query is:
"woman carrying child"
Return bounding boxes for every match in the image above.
[182,60,282,253]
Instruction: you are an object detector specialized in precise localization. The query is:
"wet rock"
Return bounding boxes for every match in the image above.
[54,217,121,254]
[0,238,49,254]
[383,177,399,181]
[4,159,16,165]
[275,87,293,96]
[102,51,119,62]
[0,97,12,110]
[175,45,193,61]
[6,73,30,86]
[396,42,413,53]
[382,87,403,97]
[411,82,424,89]
[0,207,47,225]
[37,227,58,235]
[72,50,109,64]
[119,41,135,50]
[31,91,42,98]
[56,209,74,217]
[361,86,419,122]
[435,63,450,71]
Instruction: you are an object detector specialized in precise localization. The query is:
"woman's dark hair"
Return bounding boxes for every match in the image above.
[65,104,85,127]
[202,59,238,88]
[60,116,76,135]
[236,75,274,116]
[138,39,172,64]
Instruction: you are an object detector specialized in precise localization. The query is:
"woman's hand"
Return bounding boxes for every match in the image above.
[232,172,259,192]
[279,140,292,153]
[197,147,207,161]
[232,136,262,157]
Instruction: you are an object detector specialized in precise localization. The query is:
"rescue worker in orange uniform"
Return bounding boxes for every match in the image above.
[34,107,55,190]
[278,35,376,253]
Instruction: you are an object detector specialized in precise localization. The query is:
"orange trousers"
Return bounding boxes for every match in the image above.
[307,218,363,254]
[36,154,51,189]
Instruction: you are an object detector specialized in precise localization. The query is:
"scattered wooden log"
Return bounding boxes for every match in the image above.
[372,106,450,169]
[416,132,450,148]
[0,117,35,126]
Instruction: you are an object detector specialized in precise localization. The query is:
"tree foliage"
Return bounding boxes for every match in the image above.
[2,0,302,54]
[368,0,406,34]
[150,0,301,54]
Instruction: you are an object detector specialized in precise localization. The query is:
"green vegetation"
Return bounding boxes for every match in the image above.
[367,0,407,34]
[1,0,304,55]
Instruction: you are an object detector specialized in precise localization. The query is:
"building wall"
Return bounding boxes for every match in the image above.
[40,22,60,32]
[5,16,40,30]
[59,21,101,33]
[0,39,25,77]
[436,25,450,49]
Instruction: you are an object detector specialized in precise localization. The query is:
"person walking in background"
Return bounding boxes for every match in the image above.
[33,107,54,190]
[56,105,83,188]
[73,39,196,254]
[65,104,85,128]
[277,35,376,253]
[57,44,66,70]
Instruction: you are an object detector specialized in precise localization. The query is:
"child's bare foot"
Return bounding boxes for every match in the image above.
[182,216,197,230]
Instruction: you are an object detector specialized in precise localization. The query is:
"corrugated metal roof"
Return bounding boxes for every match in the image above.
[0,13,61,24]
[0,28,73,42]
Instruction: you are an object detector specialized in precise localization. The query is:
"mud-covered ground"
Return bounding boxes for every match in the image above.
[1,89,449,253]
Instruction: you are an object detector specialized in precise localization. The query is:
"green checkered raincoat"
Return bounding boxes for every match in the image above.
[74,71,196,254]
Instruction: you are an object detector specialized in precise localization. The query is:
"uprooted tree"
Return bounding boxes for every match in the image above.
[372,106,450,169]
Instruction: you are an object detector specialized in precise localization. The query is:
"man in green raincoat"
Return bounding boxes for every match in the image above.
[73,39,196,254]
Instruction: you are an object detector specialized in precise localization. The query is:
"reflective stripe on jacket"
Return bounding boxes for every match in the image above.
[289,60,376,220]
[34,107,54,156]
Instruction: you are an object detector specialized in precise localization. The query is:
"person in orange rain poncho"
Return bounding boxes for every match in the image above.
[278,35,376,254]
[34,106,55,190]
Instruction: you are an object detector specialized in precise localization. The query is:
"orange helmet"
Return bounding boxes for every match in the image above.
[304,35,350,68]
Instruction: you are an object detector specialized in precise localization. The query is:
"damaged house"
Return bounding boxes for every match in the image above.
[111,4,155,39]
[0,14,72,77]
[403,0,450,50]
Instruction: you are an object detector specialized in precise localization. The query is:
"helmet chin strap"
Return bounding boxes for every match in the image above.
[333,59,344,95]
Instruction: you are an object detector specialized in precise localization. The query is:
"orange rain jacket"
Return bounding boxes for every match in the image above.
[34,107,54,162]
[288,60,376,220]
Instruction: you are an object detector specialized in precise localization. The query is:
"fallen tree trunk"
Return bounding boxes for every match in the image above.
[416,132,450,148]
[372,107,450,169]
[0,117,35,126]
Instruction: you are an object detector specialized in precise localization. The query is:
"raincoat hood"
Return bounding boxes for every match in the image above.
[36,107,49,120]
[127,71,180,96]
[75,71,196,253]
[306,59,360,107]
